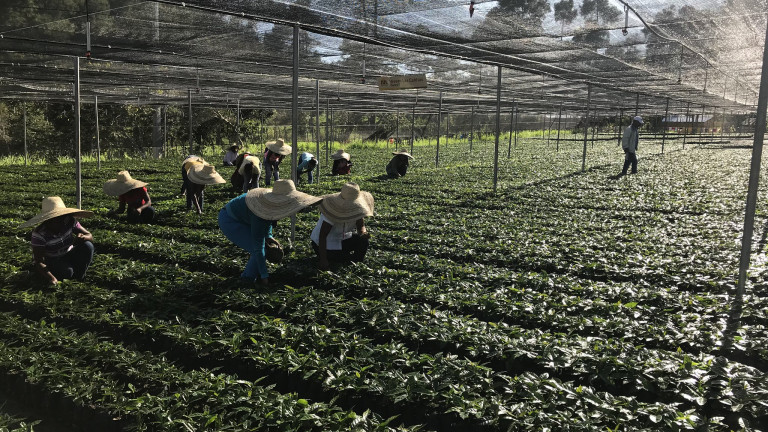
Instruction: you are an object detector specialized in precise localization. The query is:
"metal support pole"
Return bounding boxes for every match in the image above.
[635,93,639,116]
[469,105,475,152]
[290,24,299,243]
[95,96,101,168]
[396,110,400,146]
[737,15,768,296]
[617,108,624,146]
[315,80,320,183]
[411,92,417,154]
[662,97,669,154]
[326,99,330,164]
[163,106,167,157]
[582,84,591,173]
[436,91,442,168]
[507,107,513,158]
[514,103,519,148]
[188,89,193,155]
[720,108,726,140]
[683,102,691,149]
[23,103,28,166]
[556,103,563,152]
[701,105,706,138]
[493,66,501,193]
[74,57,82,209]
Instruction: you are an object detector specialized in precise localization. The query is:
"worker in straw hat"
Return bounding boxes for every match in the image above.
[186,163,226,214]
[238,154,261,192]
[330,150,352,176]
[223,144,239,166]
[218,179,321,285]
[386,149,414,178]
[620,116,644,176]
[296,152,318,184]
[21,197,95,285]
[311,182,373,271]
[104,170,155,224]
[180,155,204,198]
[263,138,292,186]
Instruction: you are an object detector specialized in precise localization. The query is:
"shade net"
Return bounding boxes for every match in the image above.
[0,0,765,117]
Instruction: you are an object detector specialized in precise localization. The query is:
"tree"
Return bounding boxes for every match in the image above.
[496,0,551,23]
[580,0,621,25]
[553,0,578,36]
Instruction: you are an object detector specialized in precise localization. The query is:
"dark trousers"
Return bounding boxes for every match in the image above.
[127,206,155,224]
[47,241,94,281]
[311,234,369,263]
[621,150,638,174]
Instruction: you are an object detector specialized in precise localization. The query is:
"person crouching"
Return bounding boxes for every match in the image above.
[311,183,373,271]
[186,163,226,214]
[21,197,95,285]
[104,171,155,223]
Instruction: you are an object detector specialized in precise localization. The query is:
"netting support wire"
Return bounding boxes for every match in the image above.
[74,57,82,209]
[188,89,193,155]
[469,105,475,152]
[507,107,513,158]
[683,102,691,150]
[493,66,501,194]
[436,91,443,168]
[95,96,101,169]
[582,84,591,173]
[315,80,320,184]
[556,103,563,153]
[662,97,669,154]
[23,102,27,166]
[290,24,299,244]
[737,12,768,298]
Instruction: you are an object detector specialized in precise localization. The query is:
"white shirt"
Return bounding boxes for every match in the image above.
[310,214,353,250]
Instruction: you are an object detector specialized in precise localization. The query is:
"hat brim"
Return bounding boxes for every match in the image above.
[330,153,351,161]
[21,208,94,228]
[187,170,225,185]
[319,190,374,223]
[266,142,293,156]
[245,187,322,220]
[103,179,148,196]
[392,152,414,159]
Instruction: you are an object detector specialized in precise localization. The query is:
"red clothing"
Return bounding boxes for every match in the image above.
[119,187,148,209]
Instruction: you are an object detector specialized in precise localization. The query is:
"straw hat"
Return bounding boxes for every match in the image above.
[319,183,374,224]
[392,149,414,159]
[330,149,351,161]
[183,155,205,165]
[238,155,261,176]
[103,171,148,196]
[188,164,226,185]
[21,196,94,228]
[266,138,292,156]
[245,179,321,220]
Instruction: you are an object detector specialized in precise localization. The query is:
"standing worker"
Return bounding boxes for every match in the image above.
[620,116,643,176]
[218,179,321,285]
[263,139,292,186]
[104,171,155,223]
[296,152,318,184]
[386,149,414,179]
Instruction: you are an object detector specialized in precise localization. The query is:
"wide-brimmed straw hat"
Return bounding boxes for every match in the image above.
[188,164,226,185]
[21,196,93,228]
[330,150,351,161]
[238,155,261,176]
[183,155,204,165]
[266,138,292,156]
[245,179,321,220]
[319,183,374,224]
[103,171,148,196]
[392,149,414,159]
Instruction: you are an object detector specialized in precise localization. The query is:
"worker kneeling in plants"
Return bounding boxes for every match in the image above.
[22,197,95,285]
[311,182,373,271]
[296,152,318,185]
[218,179,321,285]
[186,163,226,214]
[386,149,414,178]
[330,150,352,176]
[104,170,155,224]
[239,155,261,192]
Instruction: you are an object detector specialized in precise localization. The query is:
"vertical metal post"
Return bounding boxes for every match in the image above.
[582,84,591,173]
[635,93,639,116]
[74,57,82,209]
[436,91,442,168]
[556,103,563,152]
[396,110,399,146]
[163,106,167,157]
[662,97,669,154]
[411,92,417,154]
[493,66,501,193]
[290,24,299,243]
[23,103,28,166]
[95,96,101,168]
[683,102,691,149]
[445,113,450,148]
[188,88,193,155]
[737,15,768,296]
[507,107,513,158]
[315,80,320,182]
[470,105,475,152]
[541,112,546,139]
[720,108,726,140]
[701,105,706,138]
[326,98,330,164]
[514,103,519,148]
[617,108,624,146]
